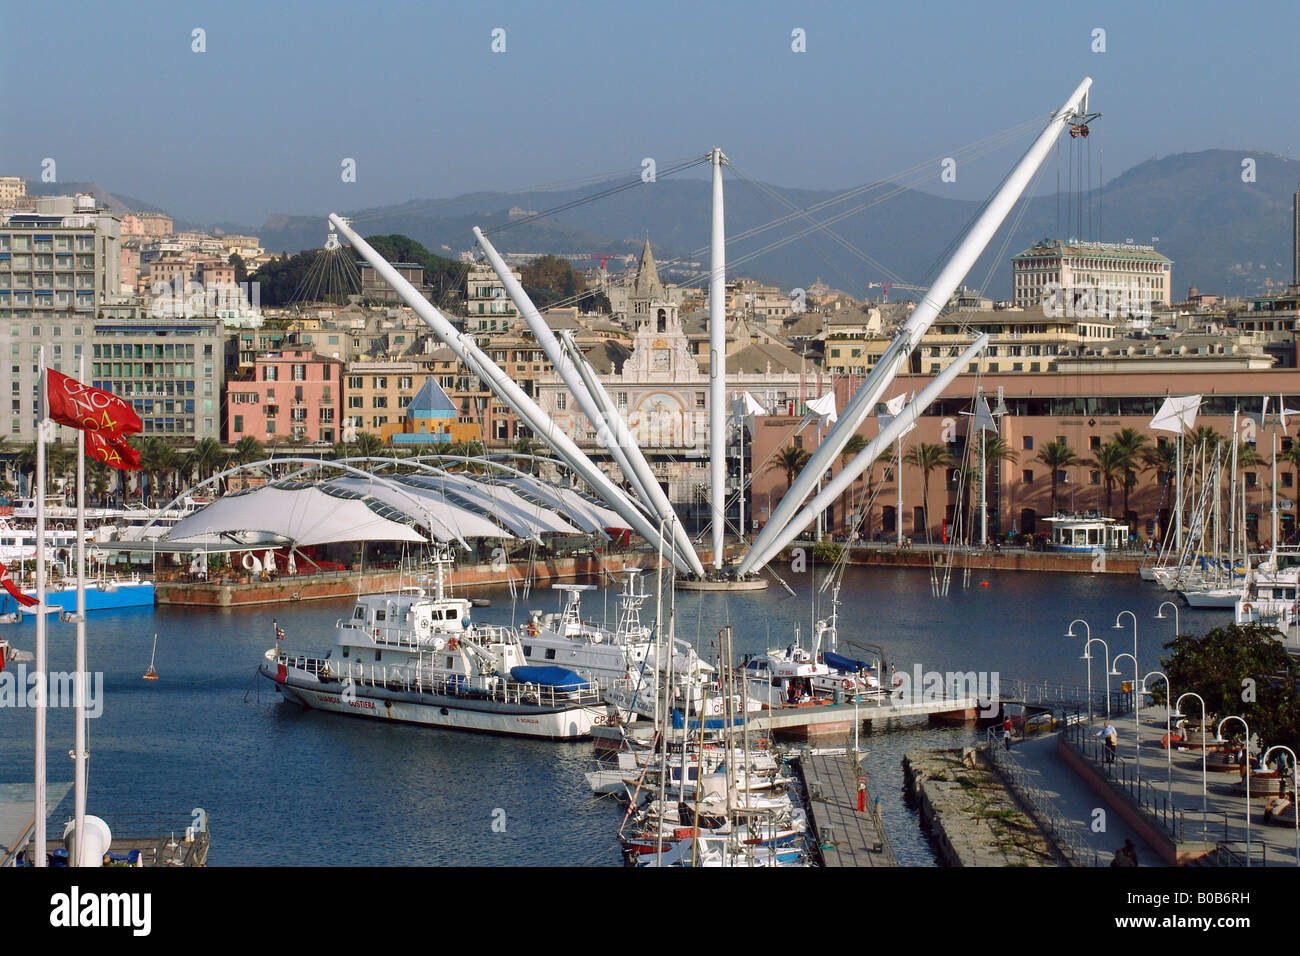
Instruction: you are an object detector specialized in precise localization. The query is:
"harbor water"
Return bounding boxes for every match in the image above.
[0,565,1232,866]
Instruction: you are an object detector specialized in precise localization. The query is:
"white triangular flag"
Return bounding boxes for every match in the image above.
[743,391,765,417]
[972,395,998,434]
[1149,395,1201,434]
[877,393,916,436]
[807,390,837,425]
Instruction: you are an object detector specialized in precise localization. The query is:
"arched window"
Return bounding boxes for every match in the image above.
[657,308,666,333]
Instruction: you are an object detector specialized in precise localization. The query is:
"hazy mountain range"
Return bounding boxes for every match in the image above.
[29,149,1300,301]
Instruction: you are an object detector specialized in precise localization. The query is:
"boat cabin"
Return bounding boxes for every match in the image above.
[1044,515,1129,552]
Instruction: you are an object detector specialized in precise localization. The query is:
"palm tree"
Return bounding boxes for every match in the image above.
[838,433,869,534]
[1035,439,1079,517]
[903,442,953,539]
[976,434,1018,538]
[354,432,384,459]
[1087,441,1129,516]
[1109,428,1149,523]
[234,436,265,465]
[188,437,225,485]
[766,445,810,492]
[1277,442,1300,540]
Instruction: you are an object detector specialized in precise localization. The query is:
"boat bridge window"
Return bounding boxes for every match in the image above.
[545,648,556,660]
[376,610,386,622]
[353,607,364,620]
[523,645,532,656]
[375,650,382,661]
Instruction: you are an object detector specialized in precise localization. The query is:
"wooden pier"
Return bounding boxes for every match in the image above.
[750,695,982,742]
[797,753,895,867]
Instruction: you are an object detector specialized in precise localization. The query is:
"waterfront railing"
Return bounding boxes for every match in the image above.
[984,726,1101,866]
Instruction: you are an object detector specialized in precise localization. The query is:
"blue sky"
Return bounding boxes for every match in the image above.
[3,0,1297,225]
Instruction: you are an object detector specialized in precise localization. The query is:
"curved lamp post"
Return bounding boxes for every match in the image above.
[1216,715,1252,866]
[1173,691,1208,838]
[1079,637,1111,721]
[1155,601,1180,638]
[1066,619,1098,717]
[1110,652,1140,785]
[1260,744,1299,866]
[1141,670,1172,806]
[1114,609,1139,670]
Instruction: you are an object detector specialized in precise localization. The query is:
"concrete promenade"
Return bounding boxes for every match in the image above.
[1003,704,1300,866]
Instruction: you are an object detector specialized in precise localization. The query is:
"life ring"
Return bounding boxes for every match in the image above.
[1242,603,1254,615]
[841,679,853,690]
[55,523,65,532]
[892,676,904,688]
[526,621,538,636]
[447,636,459,651]
[373,628,380,637]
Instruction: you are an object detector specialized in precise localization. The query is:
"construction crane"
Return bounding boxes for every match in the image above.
[866,281,927,302]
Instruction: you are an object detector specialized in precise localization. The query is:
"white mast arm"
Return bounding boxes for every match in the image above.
[330,215,693,574]
[742,335,988,572]
[473,228,705,576]
[708,147,727,569]
[738,76,1092,575]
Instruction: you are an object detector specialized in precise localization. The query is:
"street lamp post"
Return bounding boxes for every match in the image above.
[1079,637,1112,722]
[1155,601,1180,639]
[1216,715,1253,866]
[1173,692,1209,838]
[1260,744,1299,866]
[1141,670,1172,807]
[1111,652,1140,786]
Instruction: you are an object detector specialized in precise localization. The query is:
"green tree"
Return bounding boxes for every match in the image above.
[1159,623,1300,748]
[188,437,225,485]
[234,435,265,465]
[353,432,385,459]
[904,442,954,539]
[766,445,811,492]
[838,433,869,535]
[1035,439,1079,517]
[1110,427,1150,523]
[1087,441,1129,517]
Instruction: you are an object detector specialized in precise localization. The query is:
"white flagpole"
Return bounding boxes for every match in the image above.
[34,350,48,866]
[73,354,88,864]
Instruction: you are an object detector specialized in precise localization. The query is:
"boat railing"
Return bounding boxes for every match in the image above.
[278,652,602,707]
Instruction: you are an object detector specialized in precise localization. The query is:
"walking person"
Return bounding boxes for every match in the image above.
[1096,719,1118,765]
[1002,715,1014,750]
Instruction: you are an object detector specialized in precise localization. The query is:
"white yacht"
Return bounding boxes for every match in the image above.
[520,571,730,722]
[260,557,613,740]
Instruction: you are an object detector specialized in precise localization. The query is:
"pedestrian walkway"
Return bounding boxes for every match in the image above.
[1000,731,1158,866]
[1085,706,1300,866]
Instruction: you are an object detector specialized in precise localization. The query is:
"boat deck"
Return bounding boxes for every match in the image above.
[797,753,894,867]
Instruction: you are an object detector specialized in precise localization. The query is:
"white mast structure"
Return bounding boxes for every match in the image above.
[33,351,49,866]
[472,228,704,577]
[737,76,1094,577]
[329,215,693,574]
[708,147,727,570]
[742,336,989,571]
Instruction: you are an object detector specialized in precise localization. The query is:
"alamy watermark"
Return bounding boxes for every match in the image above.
[0,665,103,717]
[891,663,1000,718]
[1040,281,1153,320]
[149,276,260,318]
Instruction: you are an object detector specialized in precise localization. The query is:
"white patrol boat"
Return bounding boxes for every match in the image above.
[520,570,743,722]
[743,592,882,709]
[260,557,612,740]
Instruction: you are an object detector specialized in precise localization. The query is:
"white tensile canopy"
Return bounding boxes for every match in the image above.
[325,476,513,542]
[165,485,427,546]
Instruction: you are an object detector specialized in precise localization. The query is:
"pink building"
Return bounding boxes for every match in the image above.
[225,348,343,444]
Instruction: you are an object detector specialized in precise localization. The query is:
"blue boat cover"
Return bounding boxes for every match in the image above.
[671,709,745,730]
[823,651,872,673]
[510,665,590,690]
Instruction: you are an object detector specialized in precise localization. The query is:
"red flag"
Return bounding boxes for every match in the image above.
[86,429,142,471]
[0,562,38,608]
[45,368,143,437]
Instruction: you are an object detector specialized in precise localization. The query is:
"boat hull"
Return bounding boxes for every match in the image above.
[263,661,606,741]
[6,582,155,620]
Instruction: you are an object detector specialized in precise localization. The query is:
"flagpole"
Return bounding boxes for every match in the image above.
[34,350,48,867]
[73,354,88,865]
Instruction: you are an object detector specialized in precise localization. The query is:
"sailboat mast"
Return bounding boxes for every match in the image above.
[73,354,87,865]
[709,147,727,570]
